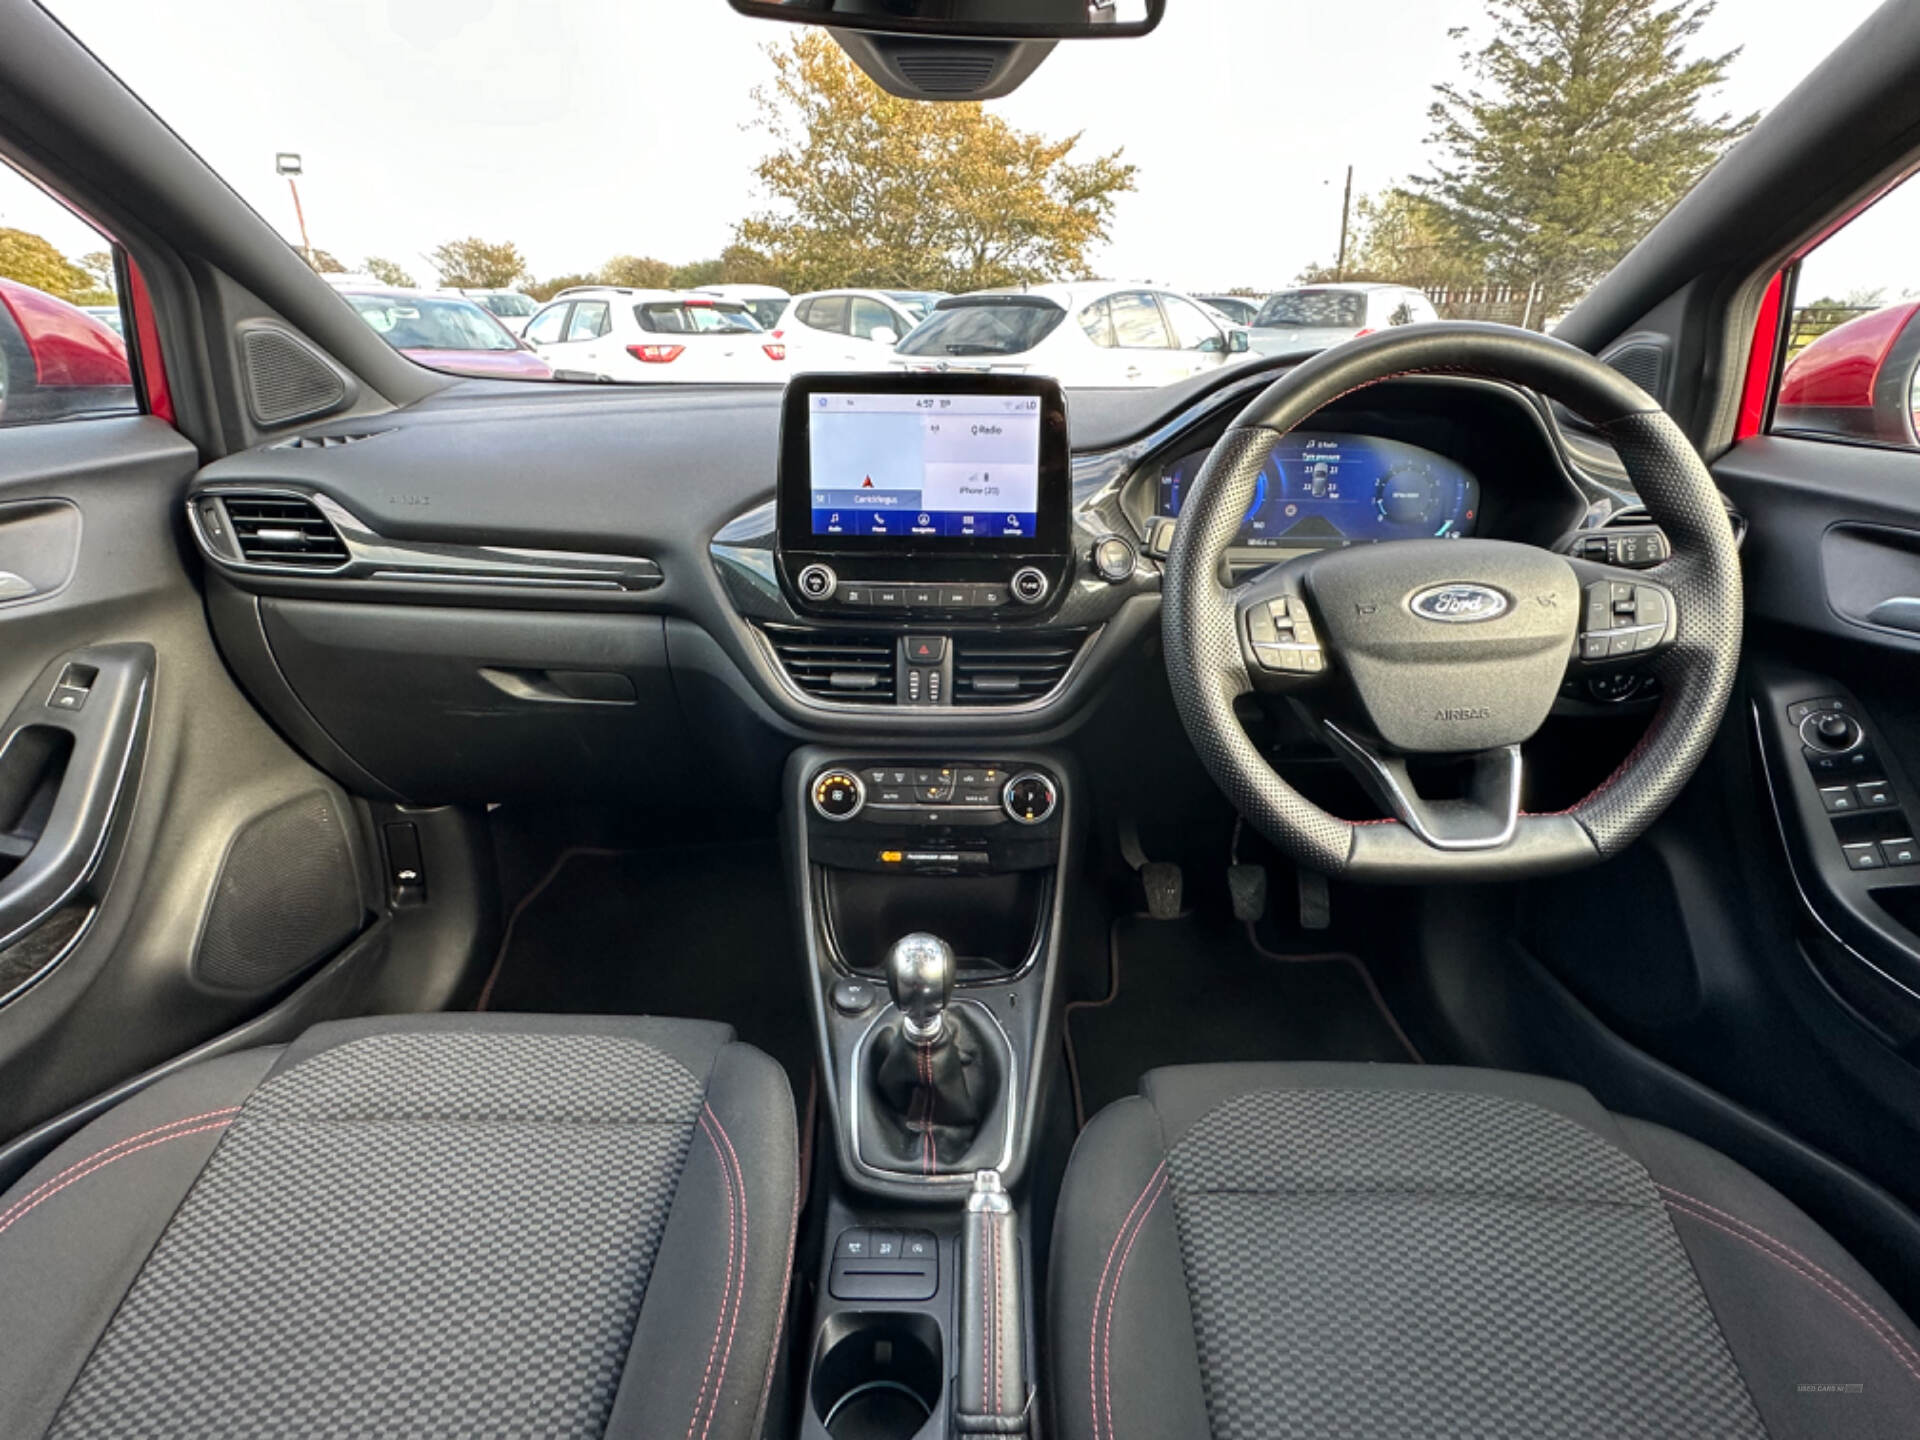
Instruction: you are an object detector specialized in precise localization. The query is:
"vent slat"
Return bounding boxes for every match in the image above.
[952,632,1084,707]
[220,494,349,568]
[768,629,896,705]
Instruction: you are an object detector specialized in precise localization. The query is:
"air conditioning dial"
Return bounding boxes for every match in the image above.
[1003,771,1058,825]
[811,768,866,821]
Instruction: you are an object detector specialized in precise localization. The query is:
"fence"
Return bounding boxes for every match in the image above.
[1422,283,1545,329]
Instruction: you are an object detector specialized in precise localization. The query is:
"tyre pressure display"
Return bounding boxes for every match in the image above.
[1156,434,1480,549]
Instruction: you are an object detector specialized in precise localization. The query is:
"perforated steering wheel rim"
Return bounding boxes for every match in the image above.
[1162,322,1742,883]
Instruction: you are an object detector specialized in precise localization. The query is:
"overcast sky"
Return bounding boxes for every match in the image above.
[5,0,1906,296]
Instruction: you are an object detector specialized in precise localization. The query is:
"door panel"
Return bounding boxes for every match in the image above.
[0,416,377,1140]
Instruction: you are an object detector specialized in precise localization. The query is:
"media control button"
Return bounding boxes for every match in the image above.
[1011,567,1050,605]
[976,583,1008,607]
[796,563,837,601]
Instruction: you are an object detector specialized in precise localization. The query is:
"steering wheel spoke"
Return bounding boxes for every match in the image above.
[1322,721,1523,850]
[1565,555,1678,669]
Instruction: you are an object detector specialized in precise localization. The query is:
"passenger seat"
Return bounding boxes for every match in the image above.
[0,1013,797,1439]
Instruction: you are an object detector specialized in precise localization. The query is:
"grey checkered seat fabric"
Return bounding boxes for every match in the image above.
[1048,1063,1920,1440]
[0,1014,797,1440]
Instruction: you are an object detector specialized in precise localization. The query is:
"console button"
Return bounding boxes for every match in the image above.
[976,583,1008,608]
[1819,784,1858,814]
[831,979,877,1015]
[914,768,956,802]
[1843,842,1885,871]
[958,787,998,806]
[836,1228,871,1259]
[1882,837,1919,867]
[902,1232,937,1260]
[870,1230,902,1260]
[941,585,976,608]
[908,587,939,607]
[904,635,948,664]
[796,563,837,601]
[1855,780,1895,809]
[1011,567,1050,605]
[838,585,870,606]
[872,586,905,608]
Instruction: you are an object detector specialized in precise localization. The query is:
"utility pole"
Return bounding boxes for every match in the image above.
[276,153,312,267]
[1335,165,1354,282]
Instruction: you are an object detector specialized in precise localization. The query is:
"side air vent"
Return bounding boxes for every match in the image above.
[274,429,388,450]
[767,630,896,704]
[222,494,349,569]
[953,633,1083,706]
[241,327,349,426]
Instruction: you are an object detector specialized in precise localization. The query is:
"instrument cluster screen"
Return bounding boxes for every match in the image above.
[808,391,1043,541]
[1157,433,1480,549]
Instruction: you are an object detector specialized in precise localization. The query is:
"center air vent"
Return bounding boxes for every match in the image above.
[221,494,349,569]
[767,630,896,704]
[953,633,1083,705]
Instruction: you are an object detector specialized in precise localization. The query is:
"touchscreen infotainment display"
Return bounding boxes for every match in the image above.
[807,391,1043,540]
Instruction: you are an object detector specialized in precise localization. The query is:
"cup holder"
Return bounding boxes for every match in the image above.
[810,1311,943,1440]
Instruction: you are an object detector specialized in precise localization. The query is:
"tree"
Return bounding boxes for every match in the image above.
[719,244,784,287]
[736,32,1136,293]
[299,247,346,274]
[1413,0,1753,322]
[79,250,116,292]
[669,258,726,289]
[0,228,103,302]
[1296,189,1490,291]
[429,237,527,289]
[600,255,674,288]
[364,256,417,288]
[527,273,598,302]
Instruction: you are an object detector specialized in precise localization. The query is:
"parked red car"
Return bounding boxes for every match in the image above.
[0,277,133,424]
[1775,299,1920,445]
[338,286,554,380]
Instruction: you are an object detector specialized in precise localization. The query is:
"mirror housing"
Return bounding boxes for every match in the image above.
[726,0,1163,41]
[1775,300,1920,446]
[1228,328,1251,355]
[871,326,900,348]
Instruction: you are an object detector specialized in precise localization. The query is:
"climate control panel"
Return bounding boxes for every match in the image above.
[805,757,1063,873]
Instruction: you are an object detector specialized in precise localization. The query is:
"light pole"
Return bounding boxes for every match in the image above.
[276,152,313,267]
[1335,164,1354,282]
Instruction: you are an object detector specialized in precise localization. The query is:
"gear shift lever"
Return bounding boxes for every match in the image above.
[885,932,955,1043]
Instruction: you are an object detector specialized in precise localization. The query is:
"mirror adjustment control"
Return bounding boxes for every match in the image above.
[796,563,837,601]
[811,768,865,821]
[1803,710,1863,752]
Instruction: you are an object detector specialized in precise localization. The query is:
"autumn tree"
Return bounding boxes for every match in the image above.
[299,247,347,274]
[0,228,106,302]
[600,255,674,287]
[1415,0,1752,320]
[429,237,527,288]
[669,258,726,288]
[736,32,1136,293]
[79,250,115,292]
[719,244,784,286]
[1297,189,1489,290]
[364,256,417,287]
[527,272,598,302]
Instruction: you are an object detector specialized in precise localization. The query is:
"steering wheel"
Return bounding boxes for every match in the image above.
[1163,322,1742,883]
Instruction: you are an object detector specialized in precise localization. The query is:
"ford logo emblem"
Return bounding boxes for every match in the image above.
[1409,583,1510,624]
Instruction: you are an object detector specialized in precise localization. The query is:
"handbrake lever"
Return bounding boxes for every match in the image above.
[956,1169,1030,1436]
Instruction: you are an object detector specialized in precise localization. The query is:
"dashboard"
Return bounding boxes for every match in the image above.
[1154,433,1481,550]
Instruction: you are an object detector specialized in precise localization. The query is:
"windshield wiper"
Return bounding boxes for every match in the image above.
[941,343,1007,355]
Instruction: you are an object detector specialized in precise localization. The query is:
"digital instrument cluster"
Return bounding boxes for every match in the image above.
[1156,433,1480,549]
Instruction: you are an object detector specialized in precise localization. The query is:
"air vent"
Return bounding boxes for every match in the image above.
[274,429,388,450]
[953,633,1083,706]
[893,51,1001,97]
[767,630,896,704]
[221,494,349,568]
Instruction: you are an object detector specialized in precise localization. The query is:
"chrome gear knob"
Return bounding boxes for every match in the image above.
[885,932,955,1043]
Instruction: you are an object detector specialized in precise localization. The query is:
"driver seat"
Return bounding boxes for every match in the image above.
[1049,1063,1920,1439]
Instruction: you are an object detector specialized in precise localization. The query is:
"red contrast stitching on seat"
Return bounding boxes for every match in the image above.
[688,1110,741,1440]
[1102,1172,1170,1440]
[0,1114,239,1242]
[1660,1188,1920,1386]
[1088,1162,1168,1440]
[0,1107,242,1234]
[698,1107,750,1440]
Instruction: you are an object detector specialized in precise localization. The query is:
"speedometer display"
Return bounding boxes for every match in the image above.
[1156,434,1480,549]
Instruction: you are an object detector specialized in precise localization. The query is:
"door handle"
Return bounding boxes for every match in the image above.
[0,571,34,602]
[1864,597,1920,633]
[0,643,152,954]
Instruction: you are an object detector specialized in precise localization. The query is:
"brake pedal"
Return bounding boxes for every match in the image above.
[1140,861,1184,919]
[1297,867,1331,931]
[1228,863,1267,922]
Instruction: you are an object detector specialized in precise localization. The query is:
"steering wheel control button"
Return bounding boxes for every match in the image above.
[1011,567,1050,605]
[1092,535,1137,583]
[811,769,865,821]
[1247,596,1327,675]
[1576,580,1671,663]
[830,979,878,1016]
[1004,772,1058,825]
[1843,842,1886,872]
[796,563,837,602]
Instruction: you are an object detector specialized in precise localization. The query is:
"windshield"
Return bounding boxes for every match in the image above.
[894,303,1065,358]
[1254,291,1368,329]
[345,294,519,352]
[37,0,1881,389]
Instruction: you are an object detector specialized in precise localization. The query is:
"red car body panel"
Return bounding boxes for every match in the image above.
[1778,301,1920,409]
[399,346,553,380]
[0,277,131,387]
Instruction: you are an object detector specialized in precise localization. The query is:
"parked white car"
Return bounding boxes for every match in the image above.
[1245,283,1439,358]
[440,287,541,336]
[521,288,786,382]
[773,289,932,369]
[889,282,1250,387]
[693,283,790,331]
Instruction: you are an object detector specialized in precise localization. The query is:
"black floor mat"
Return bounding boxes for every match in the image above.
[479,843,815,1100]
[1065,912,1418,1124]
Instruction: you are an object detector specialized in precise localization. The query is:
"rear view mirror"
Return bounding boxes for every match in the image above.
[1775,301,1920,447]
[726,0,1163,41]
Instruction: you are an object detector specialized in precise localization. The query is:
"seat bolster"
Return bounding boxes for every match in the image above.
[1617,1116,1920,1438]
[0,1048,279,1439]
[607,1039,799,1440]
[1046,1096,1210,1440]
